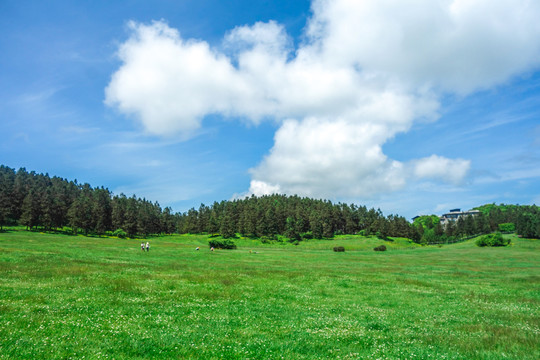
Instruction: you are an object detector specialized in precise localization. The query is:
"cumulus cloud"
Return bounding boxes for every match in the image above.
[224,20,292,58]
[105,21,241,137]
[245,180,282,197]
[249,113,414,199]
[106,0,540,199]
[305,0,540,93]
[412,155,471,185]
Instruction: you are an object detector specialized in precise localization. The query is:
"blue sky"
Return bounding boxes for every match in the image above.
[1,0,539,220]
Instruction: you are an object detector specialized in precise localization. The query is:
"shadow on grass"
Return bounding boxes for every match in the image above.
[1,226,150,240]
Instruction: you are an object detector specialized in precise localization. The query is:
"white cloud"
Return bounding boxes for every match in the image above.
[306,0,540,94]
[106,0,540,200]
[412,155,471,185]
[105,21,241,137]
[245,180,282,197]
[224,20,292,58]
[249,115,410,198]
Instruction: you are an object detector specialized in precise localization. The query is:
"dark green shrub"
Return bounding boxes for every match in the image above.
[208,238,237,249]
[374,245,387,251]
[489,232,509,246]
[260,237,271,244]
[287,236,301,243]
[333,246,345,252]
[476,233,510,247]
[113,228,127,238]
[261,235,280,244]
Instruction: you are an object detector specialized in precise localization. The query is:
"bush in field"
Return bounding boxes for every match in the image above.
[208,238,237,249]
[333,246,345,252]
[476,232,510,247]
[374,245,387,251]
[261,235,282,244]
[113,228,127,238]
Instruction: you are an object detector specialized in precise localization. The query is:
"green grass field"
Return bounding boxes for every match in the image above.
[0,230,538,359]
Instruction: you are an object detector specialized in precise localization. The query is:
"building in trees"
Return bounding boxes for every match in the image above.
[439,209,480,226]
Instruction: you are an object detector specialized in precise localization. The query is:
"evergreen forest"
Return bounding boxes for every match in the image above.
[1,165,539,241]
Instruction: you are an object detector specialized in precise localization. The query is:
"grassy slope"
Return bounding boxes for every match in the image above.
[0,231,538,359]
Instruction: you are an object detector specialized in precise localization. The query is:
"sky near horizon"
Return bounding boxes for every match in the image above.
[1,0,540,220]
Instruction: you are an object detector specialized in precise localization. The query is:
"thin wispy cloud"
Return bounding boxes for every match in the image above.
[15,88,62,105]
[60,126,100,135]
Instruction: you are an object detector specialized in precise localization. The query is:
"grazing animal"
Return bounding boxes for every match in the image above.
[333,246,345,252]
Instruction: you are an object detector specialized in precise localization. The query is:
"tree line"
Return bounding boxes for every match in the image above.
[413,204,540,242]
[474,203,540,239]
[176,194,414,241]
[0,165,412,239]
[0,166,177,236]
[1,165,538,240]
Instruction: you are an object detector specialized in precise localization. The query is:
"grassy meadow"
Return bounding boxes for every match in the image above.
[0,230,538,359]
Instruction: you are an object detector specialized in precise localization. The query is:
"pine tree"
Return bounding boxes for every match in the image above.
[219,208,236,238]
[93,188,112,235]
[12,168,31,220]
[516,210,540,238]
[309,211,323,239]
[137,199,151,236]
[161,207,176,234]
[464,215,476,236]
[455,217,466,238]
[50,177,73,229]
[123,196,139,237]
[0,167,14,230]
[112,194,127,231]
[207,210,220,236]
[198,203,210,233]
[264,206,278,236]
[475,213,490,235]
[40,188,54,230]
[20,189,42,229]
[184,208,199,234]
[444,220,455,237]
[285,216,300,240]
[68,186,94,235]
